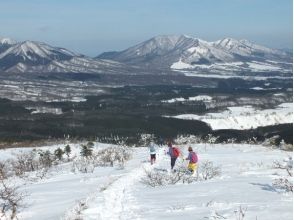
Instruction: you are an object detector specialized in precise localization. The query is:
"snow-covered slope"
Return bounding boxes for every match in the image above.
[1,35,291,73]
[213,38,287,59]
[0,41,77,70]
[0,37,16,54]
[0,142,291,220]
[0,37,16,45]
[98,35,292,72]
[0,39,128,73]
[168,103,293,130]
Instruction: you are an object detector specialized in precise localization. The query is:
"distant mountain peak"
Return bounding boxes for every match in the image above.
[0,35,292,74]
[0,40,78,60]
[0,38,129,73]
[97,34,292,72]
[0,37,16,45]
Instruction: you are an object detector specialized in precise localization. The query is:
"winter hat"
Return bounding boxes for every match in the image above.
[188,146,193,151]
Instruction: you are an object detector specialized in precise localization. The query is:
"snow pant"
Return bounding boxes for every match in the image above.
[150,154,156,164]
[171,157,177,169]
[188,163,197,173]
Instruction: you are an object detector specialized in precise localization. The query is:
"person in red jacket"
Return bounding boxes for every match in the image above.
[167,141,180,170]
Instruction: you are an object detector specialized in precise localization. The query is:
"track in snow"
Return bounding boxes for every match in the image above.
[80,151,165,220]
[79,148,167,220]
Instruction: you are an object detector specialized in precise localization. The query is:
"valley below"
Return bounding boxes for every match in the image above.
[0,71,292,144]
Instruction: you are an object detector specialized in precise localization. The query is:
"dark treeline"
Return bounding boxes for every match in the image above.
[0,83,292,144]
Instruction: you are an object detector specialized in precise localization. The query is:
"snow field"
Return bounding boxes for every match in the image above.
[0,142,292,220]
[168,102,293,130]
[128,144,292,220]
[161,95,212,103]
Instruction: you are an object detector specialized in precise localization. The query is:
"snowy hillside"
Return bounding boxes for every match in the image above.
[0,37,16,54]
[98,35,292,72]
[0,37,16,45]
[168,103,293,130]
[0,35,291,74]
[0,39,128,73]
[0,141,292,220]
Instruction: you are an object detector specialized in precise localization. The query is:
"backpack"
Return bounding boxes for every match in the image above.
[191,152,198,163]
[172,147,180,157]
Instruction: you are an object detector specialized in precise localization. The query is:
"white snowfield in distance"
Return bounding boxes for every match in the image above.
[167,102,293,130]
[171,60,290,72]
[26,106,63,115]
[161,95,213,103]
[180,71,293,80]
[0,142,291,220]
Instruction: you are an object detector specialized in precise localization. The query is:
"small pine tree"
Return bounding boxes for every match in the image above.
[40,150,53,168]
[87,141,94,148]
[64,144,71,159]
[54,147,64,161]
[80,145,93,158]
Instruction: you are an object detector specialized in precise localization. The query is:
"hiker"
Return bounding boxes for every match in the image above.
[158,137,164,146]
[149,141,157,165]
[166,141,180,170]
[185,146,198,173]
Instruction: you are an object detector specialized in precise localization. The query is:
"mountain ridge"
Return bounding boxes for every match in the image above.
[0,39,131,73]
[0,35,292,73]
[97,35,292,71]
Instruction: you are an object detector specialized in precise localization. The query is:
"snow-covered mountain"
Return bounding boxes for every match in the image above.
[0,38,128,73]
[0,40,78,70]
[0,37,16,45]
[0,37,16,54]
[98,35,292,72]
[0,35,292,74]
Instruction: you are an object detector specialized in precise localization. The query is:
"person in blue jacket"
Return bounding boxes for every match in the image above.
[149,141,157,165]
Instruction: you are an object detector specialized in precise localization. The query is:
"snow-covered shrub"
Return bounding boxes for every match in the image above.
[272,157,293,192]
[35,168,50,179]
[169,166,198,184]
[234,206,247,220]
[137,134,155,147]
[227,138,237,146]
[72,158,95,173]
[198,160,221,181]
[141,165,198,187]
[174,135,202,145]
[96,146,132,168]
[0,178,25,220]
[12,151,39,176]
[11,149,58,178]
[279,140,293,151]
[262,135,281,147]
[141,168,168,187]
[0,162,9,180]
[142,160,222,187]
[245,136,259,145]
[206,134,219,145]
[71,144,132,173]
[62,199,88,220]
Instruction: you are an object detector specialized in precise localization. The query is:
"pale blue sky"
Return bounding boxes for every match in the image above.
[0,0,292,56]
